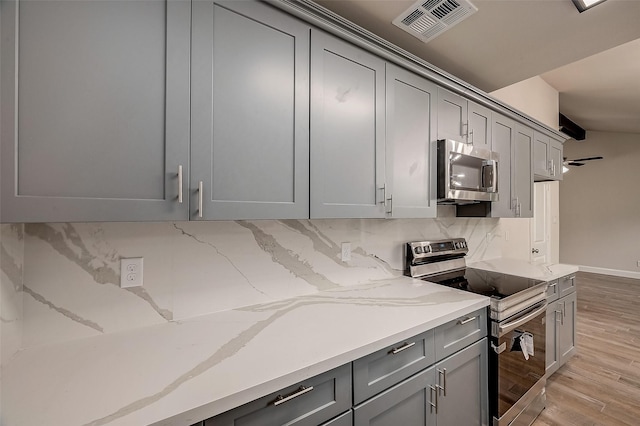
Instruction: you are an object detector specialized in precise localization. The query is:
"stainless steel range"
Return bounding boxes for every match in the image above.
[405,238,548,426]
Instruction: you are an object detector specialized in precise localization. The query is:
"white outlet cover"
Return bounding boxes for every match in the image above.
[341,242,351,262]
[120,257,143,288]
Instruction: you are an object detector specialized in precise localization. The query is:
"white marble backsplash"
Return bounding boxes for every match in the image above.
[1,224,24,367]
[3,216,503,350]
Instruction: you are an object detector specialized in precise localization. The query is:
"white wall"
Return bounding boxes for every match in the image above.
[490,75,559,129]
[560,132,640,277]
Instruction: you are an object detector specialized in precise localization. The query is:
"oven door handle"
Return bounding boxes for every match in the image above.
[498,301,547,337]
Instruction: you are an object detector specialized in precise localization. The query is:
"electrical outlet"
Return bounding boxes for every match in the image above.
[637,260,640,268]
[341,242,351,262]
[120,257,143,288]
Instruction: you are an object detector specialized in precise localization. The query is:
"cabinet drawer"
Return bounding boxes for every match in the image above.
[205,363,351,426]
[558,274,576,298]
[435,308,487,360]
[546,279,559,302]
[353,329,435,404]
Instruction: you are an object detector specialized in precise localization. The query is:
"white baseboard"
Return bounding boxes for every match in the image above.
[578,265,640,280]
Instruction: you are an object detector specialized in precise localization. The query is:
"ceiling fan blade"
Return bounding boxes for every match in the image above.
[567,162,585,166]
[568,156,603,162]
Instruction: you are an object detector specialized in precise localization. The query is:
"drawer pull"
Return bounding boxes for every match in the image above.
[390,341,416,355]
[177,165,183,203]
[437,368,447,397]
[271,385,314,406]
[429,384,438,414]
[457,316,476,325]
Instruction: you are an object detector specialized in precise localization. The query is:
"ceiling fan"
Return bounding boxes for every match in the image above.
[563,156,603,167]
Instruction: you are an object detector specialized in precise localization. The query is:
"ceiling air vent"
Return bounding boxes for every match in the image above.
[392,0,478,43]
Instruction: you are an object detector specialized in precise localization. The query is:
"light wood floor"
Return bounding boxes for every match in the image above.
[532,272,640,426]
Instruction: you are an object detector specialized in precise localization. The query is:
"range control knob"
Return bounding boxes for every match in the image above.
[454,242,460,249]
[414,246,423,254]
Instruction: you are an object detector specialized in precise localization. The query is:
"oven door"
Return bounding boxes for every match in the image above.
[490,301,547,422]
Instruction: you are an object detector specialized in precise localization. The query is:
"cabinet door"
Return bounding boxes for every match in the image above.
[385,64,437,218]
[310,30,386,218]
[354,366,436,426]
[545,303,561,376]
[468,102,492,150]
[490,114,516,218]
[514,125,534,218]
[1,0,190,222]
[191,0,310,220]
[533,132,551,178]
[549,139,564,180]
[559,291,577,365]
[436,339,488,426]
[437,88,467,142]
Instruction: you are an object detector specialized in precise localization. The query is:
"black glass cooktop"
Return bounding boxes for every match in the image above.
[425,267,545,300]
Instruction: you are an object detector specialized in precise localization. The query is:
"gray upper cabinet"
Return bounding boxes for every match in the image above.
[437,88,492,150]
[490,113,516,218]
[0,0,191,222]
[191,0,310,220]
[533,132,563,181]
[310,30,386,218]
[549,139,564,181]
[514,125,534,218]
[437,88,467,142]
[385,64,437,218]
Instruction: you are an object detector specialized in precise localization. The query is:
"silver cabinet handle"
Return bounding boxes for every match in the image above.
[548,282,557,288]
[198,181,203,218]
[437,368,447,397]
[379,184,386,205]
[271,385,314,406]
[390,341,416,355]
[429,384,438,414]
[386,194,393,215]
[469,128,474,144]
[457,316,476,325]
[177,165,183,203]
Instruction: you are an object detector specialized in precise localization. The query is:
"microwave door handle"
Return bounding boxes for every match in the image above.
[482,160,497,192]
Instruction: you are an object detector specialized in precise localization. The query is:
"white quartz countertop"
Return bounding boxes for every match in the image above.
[3,276,489,426]
[469,258,578,281]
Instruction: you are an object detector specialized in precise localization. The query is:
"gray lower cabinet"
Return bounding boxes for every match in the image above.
[1,0,191,222]
[205,363,352,426]
[323,410,353,426]
[310,30,386,218]
[353,329,436,405]
[385,64,437,218]
[191,0,310,220]
[353,339,488,426]
[545,275,577,376]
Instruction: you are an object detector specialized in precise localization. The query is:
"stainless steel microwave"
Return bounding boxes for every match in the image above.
[437,139,499,203]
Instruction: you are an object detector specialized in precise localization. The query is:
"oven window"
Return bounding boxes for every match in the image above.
[449,153,485,191]
[494,310,546,418]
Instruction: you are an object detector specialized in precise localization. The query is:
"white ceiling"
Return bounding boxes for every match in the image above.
[314,0,640,134]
